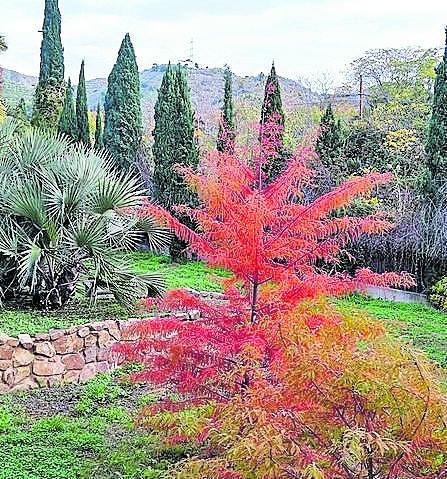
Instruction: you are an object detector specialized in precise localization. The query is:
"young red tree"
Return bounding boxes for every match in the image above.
[115,123,447,478]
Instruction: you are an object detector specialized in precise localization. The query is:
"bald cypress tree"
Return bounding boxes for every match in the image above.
[425,28,447,200]
[76,61,90,145]
[153,64,199,259]
[95,103,103,149]
[217,65,235,153]
[103,33,142,169]
[32,0,65,129]
[58,78,77,140]
[260,62,286,182]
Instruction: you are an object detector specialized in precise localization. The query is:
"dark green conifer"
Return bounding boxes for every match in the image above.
[425,27,447,200]
[217,65,235,153]
[152,63,199,259]
[58,78,77,140]
[95,103,103,149]
[260,62,286,182]
[13,98,30,124]
[316,103,344,169]
[103,33,142,169]
[32,0,65,129]
[76,61,90,145]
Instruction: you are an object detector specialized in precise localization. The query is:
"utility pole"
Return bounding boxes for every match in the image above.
[359,74,364,118]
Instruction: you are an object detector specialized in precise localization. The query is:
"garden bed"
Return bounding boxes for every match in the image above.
[0,369,191,479]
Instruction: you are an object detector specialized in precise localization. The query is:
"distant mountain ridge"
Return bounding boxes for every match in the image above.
[2,65,318,131]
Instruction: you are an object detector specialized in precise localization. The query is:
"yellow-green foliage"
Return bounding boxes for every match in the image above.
[385,128,418,152]
[430,277,447,312]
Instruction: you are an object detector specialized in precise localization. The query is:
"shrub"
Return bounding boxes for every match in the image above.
[0,120,169,309]
[116,124,447,478]
[429,276,447,311]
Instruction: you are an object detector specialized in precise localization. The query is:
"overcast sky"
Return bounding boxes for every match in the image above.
[1,0,447,84]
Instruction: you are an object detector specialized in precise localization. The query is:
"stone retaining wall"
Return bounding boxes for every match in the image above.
[0,318,137,394]
[365,285,428,305]
[0,290,222,394]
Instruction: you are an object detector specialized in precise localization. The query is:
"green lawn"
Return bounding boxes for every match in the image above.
[0,301,129,338]
[336,295,447,366]
[0,253,228,337]
[1,254,446,367]
[129,252,230,292]
[0,370,193,479]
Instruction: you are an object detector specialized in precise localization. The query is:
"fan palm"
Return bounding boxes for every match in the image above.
[0,119,170,309]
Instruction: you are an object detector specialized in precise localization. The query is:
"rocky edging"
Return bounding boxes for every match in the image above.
[0,290,224,394]
[0,319,133,393]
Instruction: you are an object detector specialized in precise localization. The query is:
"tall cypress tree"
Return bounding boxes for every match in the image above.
[217,65,235,153]
[316,103,344,170]
[58,78,77,140]
[76,61,90,145]
[152,64,199,259]
[260,62,286,182]
[425,28,447,200]
[32,0,65,129]
[103,33,142,169]
[13,98,30,124]
[95,103,103,149]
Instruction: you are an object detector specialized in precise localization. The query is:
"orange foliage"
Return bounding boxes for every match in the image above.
[115,127,447,478]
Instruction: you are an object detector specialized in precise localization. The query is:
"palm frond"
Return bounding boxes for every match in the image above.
[94,172,145,214]
[13,128,69,170]
[17,241,42,290]
[7,178,47,228]
[136,216,172,252]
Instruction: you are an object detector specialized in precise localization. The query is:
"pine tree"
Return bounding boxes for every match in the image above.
[217,65,235,153]
[152,63,199,259]
[32,0,65,129]
[103,33,142,169]
[260,62,286,182]
[425,28,447,200]
[76,61,90,145]
[316,103,344,170]
[95,103,103,149]
[58,78,77,140]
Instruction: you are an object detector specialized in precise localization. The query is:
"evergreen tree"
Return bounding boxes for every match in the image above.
[103,33,142,169]
[58,78,77,140]
[217,65,235,153]
[260,62,286,182]
[95,103,103,149]
[13,98,30,124]
[76,61,90,145]
[32,0,65,129]
[425,28,447,200]
[152,63,199,259]
[316,103,344,170]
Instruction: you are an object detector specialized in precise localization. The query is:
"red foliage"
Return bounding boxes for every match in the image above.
[114,126,447,478]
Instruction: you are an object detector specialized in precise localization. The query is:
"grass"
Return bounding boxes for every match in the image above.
[129,252,230,292]
[336,294,447,366]
[0,301,129,338]
[0,253,228,337]
[0,370,193,479]
[1,253,446,366]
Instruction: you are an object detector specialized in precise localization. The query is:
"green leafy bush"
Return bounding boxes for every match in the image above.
[0,120,169,309]
[430,276,447,312]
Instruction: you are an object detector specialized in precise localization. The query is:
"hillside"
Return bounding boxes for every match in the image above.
[2,65,317,132]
